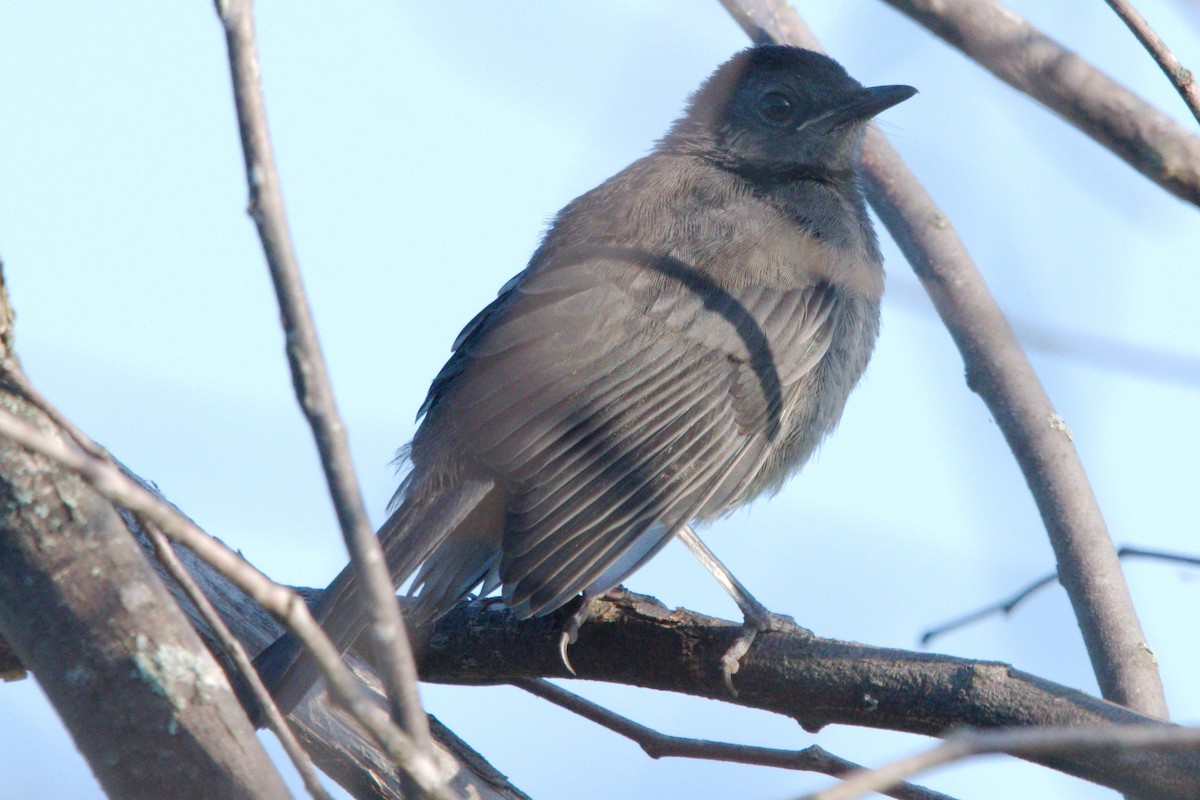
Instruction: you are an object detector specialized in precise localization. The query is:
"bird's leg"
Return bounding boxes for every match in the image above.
[675,524,810,694]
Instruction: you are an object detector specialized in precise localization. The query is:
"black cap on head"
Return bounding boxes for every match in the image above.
[663,45,916,175]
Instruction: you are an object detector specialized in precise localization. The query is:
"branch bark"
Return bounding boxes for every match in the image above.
[145,540,530,800]
[418,592,1200,800]
[1104,0,1200,126]
[0,305,291,798]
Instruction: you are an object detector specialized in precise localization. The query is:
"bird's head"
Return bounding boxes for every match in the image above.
[665,45,915,179]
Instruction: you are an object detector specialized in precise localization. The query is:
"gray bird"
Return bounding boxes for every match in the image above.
[254,44,915,716]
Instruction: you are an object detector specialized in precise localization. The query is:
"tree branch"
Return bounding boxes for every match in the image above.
[718,0,1168,719]
[0,374,291,793]
[1103,0,1200,126]
[880,0,1200,207]
[0,346,331,799]
[0,400,444,795]
[418,592,1200,800]
[514,678,958,800]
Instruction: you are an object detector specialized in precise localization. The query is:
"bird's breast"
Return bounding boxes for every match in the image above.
[746,288,880,503]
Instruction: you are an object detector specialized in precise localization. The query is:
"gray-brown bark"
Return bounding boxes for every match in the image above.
[0,384,291,797]
[127,509,530,800]
[417,592,1199,800]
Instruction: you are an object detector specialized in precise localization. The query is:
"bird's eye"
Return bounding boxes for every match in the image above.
[758,91,795,125]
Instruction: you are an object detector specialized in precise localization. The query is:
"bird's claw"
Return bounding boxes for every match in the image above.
[558,629,577,676]
[557,599,595,676]
[721,609,811,696]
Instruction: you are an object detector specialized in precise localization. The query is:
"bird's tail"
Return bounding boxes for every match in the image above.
[250,475,497,722]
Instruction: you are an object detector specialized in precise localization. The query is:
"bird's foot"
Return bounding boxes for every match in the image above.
[721,605,810,696]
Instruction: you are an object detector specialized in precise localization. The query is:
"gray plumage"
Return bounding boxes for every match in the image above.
[254,45,914,717]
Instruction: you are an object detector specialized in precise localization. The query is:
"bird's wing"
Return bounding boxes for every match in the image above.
[437,248,837,617]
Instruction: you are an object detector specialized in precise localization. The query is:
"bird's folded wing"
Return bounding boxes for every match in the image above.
[438,253,836,616]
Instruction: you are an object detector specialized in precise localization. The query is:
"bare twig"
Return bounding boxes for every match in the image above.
[212,0,430,755]
[922,546,1200,645]
[878,0,1200,208]
[0,405,447,796]
[1117,545,1200,567]
[798,724,1200,800]
[718,0,1168,719]
[920,574,1059,646]
[924,547,1200,645]
[514,679,958,800]
[145,521,334,800]
[1104,0,1200,125]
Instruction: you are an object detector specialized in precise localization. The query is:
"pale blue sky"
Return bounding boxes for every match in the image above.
[2,2,1198,799]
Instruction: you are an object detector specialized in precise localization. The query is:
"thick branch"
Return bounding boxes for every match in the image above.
[148,541,529,800]
[0,390,290,797]
[719,0,1168,719]
[418,592,1200,800]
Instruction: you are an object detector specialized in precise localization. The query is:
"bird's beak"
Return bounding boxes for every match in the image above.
[819,84,917,129]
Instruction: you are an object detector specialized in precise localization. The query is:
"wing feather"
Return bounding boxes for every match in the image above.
[428,255,839,618]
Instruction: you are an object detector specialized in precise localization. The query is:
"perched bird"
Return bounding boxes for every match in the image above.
[254,44,915,716]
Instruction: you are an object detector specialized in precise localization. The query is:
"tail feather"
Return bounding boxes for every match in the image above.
[406,485,505,624]
[250,476,497,721]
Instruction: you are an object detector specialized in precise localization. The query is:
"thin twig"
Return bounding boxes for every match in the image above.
[718,0,1167,718]
[797,724,1200,800]
[1104,0,1200,126]
[920,574,1059,646]
[922,546,1200,645]
[0,405,448,796]
[879,0,1200,208]
[145,521,334,800]
[212,0,431,754]
[514,679,957,800]
[1117,546,1200,567]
